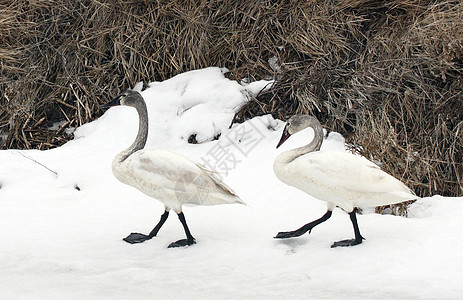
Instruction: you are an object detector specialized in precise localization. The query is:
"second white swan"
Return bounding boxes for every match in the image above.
[273,115,417,247]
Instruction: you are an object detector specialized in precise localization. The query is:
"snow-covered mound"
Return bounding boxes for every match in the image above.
[0,67,462,299]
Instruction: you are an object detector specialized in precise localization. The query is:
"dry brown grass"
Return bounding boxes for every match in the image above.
[1,0,284,148]
[1,0,462,209]
[239,0,463,206]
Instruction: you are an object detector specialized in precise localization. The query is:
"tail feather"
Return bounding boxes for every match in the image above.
[195,163,246,205]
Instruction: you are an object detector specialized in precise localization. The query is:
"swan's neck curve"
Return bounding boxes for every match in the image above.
[116,101,149,163]
[275,120,323,166]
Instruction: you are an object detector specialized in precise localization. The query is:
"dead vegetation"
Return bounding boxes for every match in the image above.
[1,0,462,206]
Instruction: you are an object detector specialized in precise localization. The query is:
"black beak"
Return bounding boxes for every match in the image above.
[276,126,291,148]
[101,95,122,110]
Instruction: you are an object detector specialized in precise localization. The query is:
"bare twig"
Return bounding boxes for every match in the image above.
[14,151,58,176]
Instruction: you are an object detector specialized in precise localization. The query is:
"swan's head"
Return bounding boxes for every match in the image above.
[276,115,321,148]
[101,90,144,109]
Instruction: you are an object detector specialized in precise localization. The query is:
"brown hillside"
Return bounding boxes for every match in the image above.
[1,0,461,202]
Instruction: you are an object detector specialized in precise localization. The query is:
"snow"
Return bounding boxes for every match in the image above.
[1,67,462,299]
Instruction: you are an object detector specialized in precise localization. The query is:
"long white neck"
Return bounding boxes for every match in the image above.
[115,101,149,163]
[275,120,323,166]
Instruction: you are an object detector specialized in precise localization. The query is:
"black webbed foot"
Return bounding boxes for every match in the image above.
[167,238,196,248]
[331,238,363,248]
[274,229,310,239]
[123,233,153,244]
[331,210,365,248]
[274,210,332,240]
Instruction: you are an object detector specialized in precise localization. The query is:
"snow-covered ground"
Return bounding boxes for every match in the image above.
[1,67,462,299]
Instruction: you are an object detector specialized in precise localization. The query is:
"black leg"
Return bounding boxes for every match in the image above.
[123,210,170,244]
[274,210,332,239]
[168,212,196,248]
[331,209,365,248]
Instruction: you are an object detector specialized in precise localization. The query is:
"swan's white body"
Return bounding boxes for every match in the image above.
[113,149,244,214]
[103,90,243,247]
[274,149,416,212]
[273,115,418,247]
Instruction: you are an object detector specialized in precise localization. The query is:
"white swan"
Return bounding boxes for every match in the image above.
[102,90,245,248]
[273,115,417,247]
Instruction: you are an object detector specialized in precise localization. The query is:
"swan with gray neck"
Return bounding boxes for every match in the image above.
[273,115,417,247]
[102,90,245,248]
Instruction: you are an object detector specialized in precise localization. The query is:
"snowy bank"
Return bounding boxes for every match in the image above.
[0,68,462,299]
